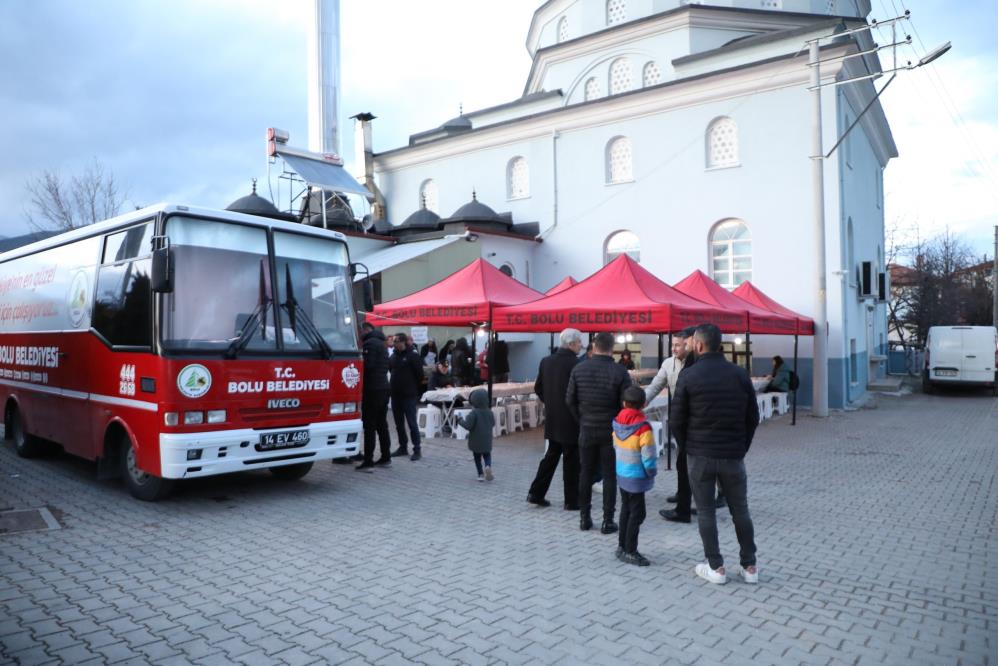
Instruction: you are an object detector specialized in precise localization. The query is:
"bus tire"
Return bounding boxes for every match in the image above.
[9,406,44,458]
[269,462,313,481]
[121,437,173,501]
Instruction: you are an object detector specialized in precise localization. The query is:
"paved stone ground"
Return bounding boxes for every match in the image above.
[1,390,995,665]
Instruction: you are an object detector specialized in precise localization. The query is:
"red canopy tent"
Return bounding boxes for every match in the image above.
[545,276,578,295]
[673,270,798,335]
[493,255,740,333]
[369,258,543,327]
[732,281,815,336]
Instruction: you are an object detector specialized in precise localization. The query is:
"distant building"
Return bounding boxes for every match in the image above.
[352,0,893,408]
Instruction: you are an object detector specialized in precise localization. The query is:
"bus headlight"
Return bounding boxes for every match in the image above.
[206,410,226,424]
[183,411,204,425]
[344,402,357,414]
[164,412,179,426]
[330,403,345,415]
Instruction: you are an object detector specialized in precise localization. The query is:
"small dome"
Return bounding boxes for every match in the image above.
[226,181,280,217]
[397,206,441,231]
[442,114,472,134]
[445,191,501,223]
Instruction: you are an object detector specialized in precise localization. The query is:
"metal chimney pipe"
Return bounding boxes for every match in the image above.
[306,0,340,155]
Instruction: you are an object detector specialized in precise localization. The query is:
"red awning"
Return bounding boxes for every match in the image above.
[369,259,544,327]
[733,281,815,336]
[545,276,577,295]
[493,255,738,333]
[673,270,798,335]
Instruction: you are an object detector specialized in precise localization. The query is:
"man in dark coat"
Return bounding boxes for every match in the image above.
[356,323,392,471]
[389,332,425,461]
[566,331,632,534]
[527,328,583,509]
[670,323,760,585]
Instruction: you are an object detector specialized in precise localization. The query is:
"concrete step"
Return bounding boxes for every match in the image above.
[868,377,903,392]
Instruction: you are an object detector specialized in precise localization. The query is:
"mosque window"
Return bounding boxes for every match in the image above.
[642,61,661,87]
[507,157,529,200]
[419,179,438,213]
[557,16,568,43]
[606,0,627,26]
[605,230,640,264]
[706,117,739,169]
[584,77,601,101]
[609,58,632,95]
[710,220,752,288]
[606,136,633,184]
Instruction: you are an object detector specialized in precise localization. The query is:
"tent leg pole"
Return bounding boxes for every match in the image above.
[665,386,672,471]
[471,327,477,386]
[745,332,752,373]
[487,329,495,405]
[549,332,555,355]
[657,333,663,366]
[793,334,799,426]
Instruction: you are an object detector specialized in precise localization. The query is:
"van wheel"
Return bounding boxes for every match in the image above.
[9,407,43,458]
[269,462,313,480]
[921,371,934,395]
[121,438,173,501]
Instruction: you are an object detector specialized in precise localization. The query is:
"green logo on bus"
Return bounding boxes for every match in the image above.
[177,364,211,399]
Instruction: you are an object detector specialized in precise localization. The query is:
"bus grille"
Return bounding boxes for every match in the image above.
[238,405,323,422]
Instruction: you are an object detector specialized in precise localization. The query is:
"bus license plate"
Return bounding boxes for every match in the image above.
[258,429,310,450]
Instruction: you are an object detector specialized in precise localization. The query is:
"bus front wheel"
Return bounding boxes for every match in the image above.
[121,439,173,501]
[9,407,44,458]
[269,462,313,481]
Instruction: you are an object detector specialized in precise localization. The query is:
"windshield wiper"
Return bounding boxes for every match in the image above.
[226,260,271,359]
[282,264,333,359]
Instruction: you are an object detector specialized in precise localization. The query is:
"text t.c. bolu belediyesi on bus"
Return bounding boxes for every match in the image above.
[0,203,366,500]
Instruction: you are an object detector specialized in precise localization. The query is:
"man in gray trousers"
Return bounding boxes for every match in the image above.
[670,323,760,585]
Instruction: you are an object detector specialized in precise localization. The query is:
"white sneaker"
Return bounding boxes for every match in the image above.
[484,466,494,481]
[477,474,485,482]
[695,562,727,584]
[739,566,759,584]
[592,481,603,494]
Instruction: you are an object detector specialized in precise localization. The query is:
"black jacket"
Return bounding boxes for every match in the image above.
[566,354,632,446]
[389,347,424,399]
[361,329,390,393]
[534,348,580,443]
[669,351,759,459]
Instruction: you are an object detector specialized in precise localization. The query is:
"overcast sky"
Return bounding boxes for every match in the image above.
[1,1,995,258]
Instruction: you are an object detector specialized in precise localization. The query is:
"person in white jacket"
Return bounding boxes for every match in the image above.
[644,329,691,405]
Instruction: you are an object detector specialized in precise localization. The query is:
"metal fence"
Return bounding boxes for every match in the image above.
[888,347,924,376]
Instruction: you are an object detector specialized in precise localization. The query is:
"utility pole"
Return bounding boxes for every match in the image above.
[809,40,829,418]
[993,225,997,329]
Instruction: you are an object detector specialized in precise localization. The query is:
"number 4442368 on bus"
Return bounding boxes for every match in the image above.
[0,204,371,500]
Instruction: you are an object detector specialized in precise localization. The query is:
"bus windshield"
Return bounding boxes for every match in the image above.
[159,216,357,354]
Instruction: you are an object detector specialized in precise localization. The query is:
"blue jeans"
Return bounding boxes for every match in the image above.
[391,396,421,451]
[473,452,492,475]
[687,455,756,570]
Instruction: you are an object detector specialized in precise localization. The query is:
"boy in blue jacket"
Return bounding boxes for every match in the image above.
[612,386,658,566]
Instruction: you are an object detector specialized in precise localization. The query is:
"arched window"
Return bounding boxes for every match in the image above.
[706,117,739,169]
[605,230,640,264]
[609,58,632,95]
[642,61,661,87]
[584,77,600,101]
[507,156,529,200]
[710,219,751,288]
[419,179,438,213]
[557,16,568,43]
[606,137,633,184]
[606,0,627,26]
[499,263,515,278]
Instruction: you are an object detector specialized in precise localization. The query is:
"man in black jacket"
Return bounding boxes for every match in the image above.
[566,331,632,533]
[357,323,392,471]
[670,323,760,585]
[527,328,583,509]
[389,333,425,461]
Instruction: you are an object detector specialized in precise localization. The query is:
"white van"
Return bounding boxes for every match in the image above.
[923,325,998,393]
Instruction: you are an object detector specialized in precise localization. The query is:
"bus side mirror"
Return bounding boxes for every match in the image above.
[151,247,173,293]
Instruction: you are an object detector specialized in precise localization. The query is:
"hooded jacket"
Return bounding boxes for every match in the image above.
[361,329,390,393]
[612,407,657,493]
[457,388,495,453]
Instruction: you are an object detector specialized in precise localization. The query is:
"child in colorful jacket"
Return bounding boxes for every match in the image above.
[612,385,658,566]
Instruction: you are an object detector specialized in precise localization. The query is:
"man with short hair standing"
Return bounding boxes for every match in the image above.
[389,332,425,461]
[671,323,760,585]
[527,328,583,509]
[567,331,632,533]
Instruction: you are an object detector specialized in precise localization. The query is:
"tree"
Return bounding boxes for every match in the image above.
[24,158,127,232]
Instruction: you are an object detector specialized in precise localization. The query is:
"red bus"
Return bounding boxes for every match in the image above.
[1,204,364,500]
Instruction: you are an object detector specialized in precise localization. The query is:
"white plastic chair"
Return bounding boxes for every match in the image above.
[770,392,790,415]
[417,406,443,438]
[452,408,472,439]
[521,400,541,428]
[756,394,772,420]
[648,421,665,458]
[491,407,508,437]
[505,403,524,432]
